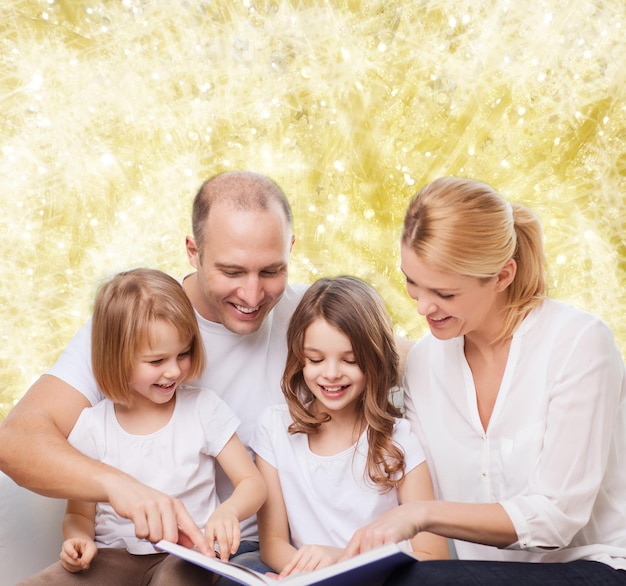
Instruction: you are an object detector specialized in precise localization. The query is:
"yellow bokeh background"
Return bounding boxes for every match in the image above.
[1,0,625,419]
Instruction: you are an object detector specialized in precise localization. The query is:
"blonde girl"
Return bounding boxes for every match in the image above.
[21,268,265,586]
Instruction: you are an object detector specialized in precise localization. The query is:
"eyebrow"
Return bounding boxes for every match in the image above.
[137,351,166,360]
[137,342,192,357]
[215,262,286,271]
[401,270,459,294]
[303,346,355,355]
[427,285,460,295]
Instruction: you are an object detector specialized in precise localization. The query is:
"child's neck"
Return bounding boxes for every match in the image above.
[114,394,176,435]
[307,405,365,457]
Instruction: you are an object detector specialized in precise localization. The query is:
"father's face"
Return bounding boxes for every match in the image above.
[187,201,293,335]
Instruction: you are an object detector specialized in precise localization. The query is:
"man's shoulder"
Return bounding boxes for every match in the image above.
[274,283,308,316]
[255,403,292,441]
[259,401,290,421]
[176,385,227,410]
[282,282,309,302]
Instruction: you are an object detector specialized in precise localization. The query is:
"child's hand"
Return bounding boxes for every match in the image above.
[60,537,98,573]
[280,544,343,577]
[203,505,241,562]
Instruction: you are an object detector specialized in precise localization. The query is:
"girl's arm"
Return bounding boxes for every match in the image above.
[63,499,97,541]
[396,462,449,560]
[211,434,267,560]
[61,500,98,572]
[255,455,297,573]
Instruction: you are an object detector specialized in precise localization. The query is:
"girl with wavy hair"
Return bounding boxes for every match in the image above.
[251,275,448,578]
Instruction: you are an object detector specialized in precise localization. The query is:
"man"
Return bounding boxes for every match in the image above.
[0,171,305,568]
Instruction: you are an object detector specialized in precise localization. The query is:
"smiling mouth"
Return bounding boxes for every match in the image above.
[156,382,176,391]
[320,385,349,393]
[233,303,260,314]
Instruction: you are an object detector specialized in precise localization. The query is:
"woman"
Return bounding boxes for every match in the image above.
[344,177,626,584]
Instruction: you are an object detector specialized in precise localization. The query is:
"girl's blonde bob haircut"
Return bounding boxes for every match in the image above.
[402,177,547,341]
[91,268,205,406]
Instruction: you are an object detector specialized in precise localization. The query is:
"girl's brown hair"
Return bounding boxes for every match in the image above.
[282,276,404,491]
[402,177,547,341]
[91,268,205,406]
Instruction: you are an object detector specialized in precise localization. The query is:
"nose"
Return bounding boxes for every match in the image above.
[237,274,263,307]
[163,361,181,380]
[416,294,437,317]
[322,360,341,380]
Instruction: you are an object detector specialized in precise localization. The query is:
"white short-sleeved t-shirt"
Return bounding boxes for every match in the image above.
[251,403,425,548]
[68,386,239,554]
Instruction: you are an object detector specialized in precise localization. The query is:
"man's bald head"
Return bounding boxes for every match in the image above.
[191,171,293,252]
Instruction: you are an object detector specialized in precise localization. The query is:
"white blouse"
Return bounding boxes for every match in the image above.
[404,298,626,569]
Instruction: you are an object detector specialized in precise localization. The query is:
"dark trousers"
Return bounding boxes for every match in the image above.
[385,559,626,585]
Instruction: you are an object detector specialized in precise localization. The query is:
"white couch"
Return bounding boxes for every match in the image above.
[0,472,65,585]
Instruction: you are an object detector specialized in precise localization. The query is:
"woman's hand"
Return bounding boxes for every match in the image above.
[342,504,421,558]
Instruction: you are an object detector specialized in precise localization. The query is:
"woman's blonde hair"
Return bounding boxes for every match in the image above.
[402,177,547,341]
[282,276,404,492]
[91,268,205,406]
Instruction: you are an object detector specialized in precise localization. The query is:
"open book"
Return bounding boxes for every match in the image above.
[156,539,416,586]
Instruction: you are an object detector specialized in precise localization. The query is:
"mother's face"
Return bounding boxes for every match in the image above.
[400,244,513,342]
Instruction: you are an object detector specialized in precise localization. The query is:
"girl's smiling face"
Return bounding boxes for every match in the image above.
[302,317,366,416]
[129,320,192,407]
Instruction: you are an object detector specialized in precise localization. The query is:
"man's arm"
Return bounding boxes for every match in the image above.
[0,375,209,553]
[0,375,93,496]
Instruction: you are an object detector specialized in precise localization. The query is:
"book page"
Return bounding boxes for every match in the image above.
[156,540,270,585]
[156,539,416,586]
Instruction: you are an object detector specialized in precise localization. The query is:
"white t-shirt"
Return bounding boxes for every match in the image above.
[251,403,426,548]
[404,298,626,569]
[68,386,239,554]
[49,282,308,541]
